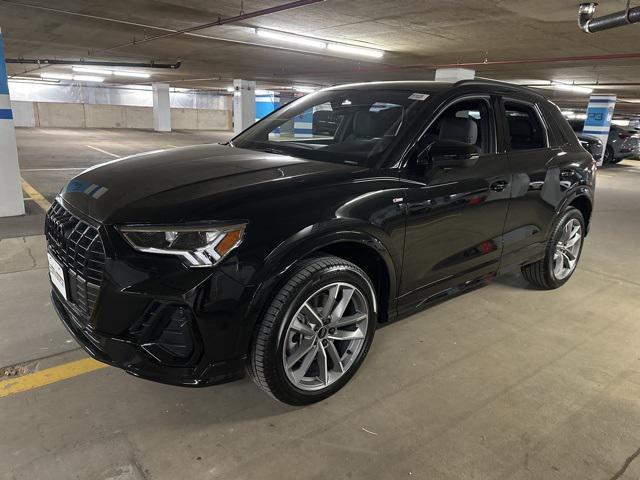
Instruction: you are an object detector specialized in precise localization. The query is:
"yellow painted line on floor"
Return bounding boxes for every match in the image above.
[0,358,108,398]
[86,145,119,158]
[20,177,51,211]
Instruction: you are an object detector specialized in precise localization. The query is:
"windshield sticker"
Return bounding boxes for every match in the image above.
[408,93,429,101]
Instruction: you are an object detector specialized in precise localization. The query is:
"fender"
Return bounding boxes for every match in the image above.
[236,224,400,355]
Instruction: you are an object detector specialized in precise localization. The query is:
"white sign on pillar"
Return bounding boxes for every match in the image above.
[582,94,617,166]
[233,79,256,135]
[434,68,475,82]
[0,28,25,217]
[152,82,171,132]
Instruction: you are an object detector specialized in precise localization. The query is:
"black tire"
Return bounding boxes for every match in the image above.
[247,256,377,405]
[604,146,614,164]
[521,207,585,290]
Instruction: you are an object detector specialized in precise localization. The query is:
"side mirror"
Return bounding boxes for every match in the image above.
[417,140,479,168]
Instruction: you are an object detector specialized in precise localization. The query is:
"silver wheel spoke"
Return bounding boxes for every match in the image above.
[286,337,316,368]
[331,287,355,321]
[331,312,367,328]
[301,302,323,328]
[321,285,339,319]
[326,341,344,373]
[290,318,315,336]
[316,345,329,386]
[292,344,319,382]
[328,327,365,341]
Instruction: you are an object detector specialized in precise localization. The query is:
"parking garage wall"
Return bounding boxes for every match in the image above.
[7,82,232,130]
[10,101,232,130]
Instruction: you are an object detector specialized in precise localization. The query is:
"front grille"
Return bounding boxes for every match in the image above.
[45,200,105,323]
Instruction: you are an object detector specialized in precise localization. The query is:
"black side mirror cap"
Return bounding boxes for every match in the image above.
[417,140,480,168]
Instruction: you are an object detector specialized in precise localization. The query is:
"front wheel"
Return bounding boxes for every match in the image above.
[521,207,585,289]
[247,256,376,405]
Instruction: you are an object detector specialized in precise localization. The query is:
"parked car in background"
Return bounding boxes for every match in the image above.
[576,134,604,161]
[569,120,638,163]
[47,80,596,405]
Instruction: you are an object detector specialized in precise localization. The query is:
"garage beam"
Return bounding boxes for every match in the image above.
[0,27,25,218]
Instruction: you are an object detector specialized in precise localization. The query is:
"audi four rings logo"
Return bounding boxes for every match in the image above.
[49,217,66,245]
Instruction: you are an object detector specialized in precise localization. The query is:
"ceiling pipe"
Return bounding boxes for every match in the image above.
[5,59,181,69]
[88,0,325,56]
[578,2,640,32]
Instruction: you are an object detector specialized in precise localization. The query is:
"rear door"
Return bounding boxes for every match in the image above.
[498,98,561,267]
[397,95,511,315]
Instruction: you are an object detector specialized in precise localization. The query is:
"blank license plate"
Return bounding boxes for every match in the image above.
[48,252,68,300]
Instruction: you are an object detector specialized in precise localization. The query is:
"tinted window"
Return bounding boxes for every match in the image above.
[233,89,430,166]
[419,98,494,155]
[504,102,546,150]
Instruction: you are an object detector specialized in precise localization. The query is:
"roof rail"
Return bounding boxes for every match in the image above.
[453,78,545,97]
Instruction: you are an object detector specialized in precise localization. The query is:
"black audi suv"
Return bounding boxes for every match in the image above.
[46,80,595,405]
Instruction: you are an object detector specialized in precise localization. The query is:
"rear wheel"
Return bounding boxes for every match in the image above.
[604,146,614,164]
[247,256,376,405]
[521,207,585,289]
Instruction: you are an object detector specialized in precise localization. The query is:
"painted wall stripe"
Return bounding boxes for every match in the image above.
[0,108,12,119]
[0,358,108,398]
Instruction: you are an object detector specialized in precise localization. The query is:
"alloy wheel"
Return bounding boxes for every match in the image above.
[553,218,582,280]
[282,282,369,391]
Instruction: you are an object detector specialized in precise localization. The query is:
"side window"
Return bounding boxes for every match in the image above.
[420,98,494,155]
[504,101,547,150]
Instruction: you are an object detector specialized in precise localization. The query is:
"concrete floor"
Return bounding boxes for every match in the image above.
[2,128,640,480]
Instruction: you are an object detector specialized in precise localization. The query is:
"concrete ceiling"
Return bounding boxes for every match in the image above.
[1,0,640,114]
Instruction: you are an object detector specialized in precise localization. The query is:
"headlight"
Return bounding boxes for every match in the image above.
[118,223,246,267]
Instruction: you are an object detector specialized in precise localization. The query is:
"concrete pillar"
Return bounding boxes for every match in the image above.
[0,28,25,217]
[233,79,256,135]
[152,82,171,132]
[435,68,475,82]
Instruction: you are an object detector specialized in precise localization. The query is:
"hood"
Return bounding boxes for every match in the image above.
[60,144,359,224]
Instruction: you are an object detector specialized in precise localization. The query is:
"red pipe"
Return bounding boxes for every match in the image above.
[89,0,325,55]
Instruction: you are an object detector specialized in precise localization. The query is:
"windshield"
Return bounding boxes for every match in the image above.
[232,88,431,167]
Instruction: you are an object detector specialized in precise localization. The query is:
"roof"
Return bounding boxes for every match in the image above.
[325,79,546,100]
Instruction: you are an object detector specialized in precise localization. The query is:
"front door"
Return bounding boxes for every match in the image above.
[397,95,511,315]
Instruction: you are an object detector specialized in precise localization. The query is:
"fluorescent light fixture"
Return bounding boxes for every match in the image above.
[575,113,587,120]
[73,66,151,78]
[41,73,73,80]
[73,75,105,82]
[9,76,60,84]
[226,86,235,92]
[256,28,326,50]
[561,110,574,116]
[327,43,384,58]
[255,89,273,95]
[115,70,151,78]
[552,82,593,94]
[254,28,384,59]
[73,66,112,75]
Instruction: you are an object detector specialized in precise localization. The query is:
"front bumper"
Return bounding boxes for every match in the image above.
[52,290,245,386]
[46,198,257,388]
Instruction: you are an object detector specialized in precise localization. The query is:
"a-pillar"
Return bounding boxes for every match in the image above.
[0,27,24,217]
[434,68,475,82]
[233,79,256,135]
[152,82,171,132]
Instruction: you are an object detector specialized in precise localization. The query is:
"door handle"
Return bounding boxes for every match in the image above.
[490,180,508,192]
